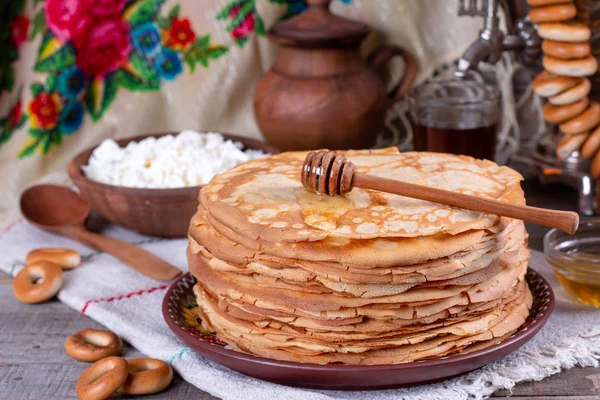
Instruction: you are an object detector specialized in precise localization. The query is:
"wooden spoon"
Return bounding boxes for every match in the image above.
[20,185,181,281]
[301,151,579,234]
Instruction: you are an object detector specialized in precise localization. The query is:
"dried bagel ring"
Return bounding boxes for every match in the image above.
[532,70,579,97]
[548,78,591,105]
[65,329,123,362]
[76,356,129,400]
[117,358,173,395]
[557,132,589,159]
[528,4,577,23]
[559,102,600,135]
[527,0,573,6]
[542,55,598,77]
[26,248,81,270]
[538,22,591,42]
[581,125,600,159]
[542,40,591,60]
[12,261,63,304]
[543,97,589,124]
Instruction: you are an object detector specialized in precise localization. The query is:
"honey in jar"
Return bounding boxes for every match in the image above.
[544,221,600,307]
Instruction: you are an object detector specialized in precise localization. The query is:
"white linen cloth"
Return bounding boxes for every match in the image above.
[2,219,600,400]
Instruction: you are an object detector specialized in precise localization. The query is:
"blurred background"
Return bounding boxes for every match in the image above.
[0,0,577,226]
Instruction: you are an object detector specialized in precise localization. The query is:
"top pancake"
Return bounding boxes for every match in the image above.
[201,149,525,241]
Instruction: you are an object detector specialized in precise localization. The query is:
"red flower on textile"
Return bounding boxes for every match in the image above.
[76,20,130,77]
[8,101,22,130]
[45,0,92,47]
[29,93,61,129]
[167,18,196,49]
[84,0,126,19]
[11,15,30,46]
[229,5,255,39]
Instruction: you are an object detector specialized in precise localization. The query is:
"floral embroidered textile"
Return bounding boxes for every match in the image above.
[1,0,352,158]
[15,0,232,157]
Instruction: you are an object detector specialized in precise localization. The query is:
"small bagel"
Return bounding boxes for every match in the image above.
[65,329,123,362]
[549,78,591,105]
[543,97,590,124]
[528,4,577,23]
[527,0,573,6]
[117,358,173,395]
[559,102,600,135]
[543,55,598,77]
[26,248,81,270]
[581,125,600,159]
[538,22,591,42]
[76,356,129,400]
[591,149,600,178]
[542,40,592,60]
[556,132,589,159]
[12,261,63,304]
[532,70,579,97]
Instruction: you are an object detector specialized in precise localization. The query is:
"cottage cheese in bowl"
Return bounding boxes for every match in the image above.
[82,131,268,188]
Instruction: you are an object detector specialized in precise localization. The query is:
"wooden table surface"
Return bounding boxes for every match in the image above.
[1,179,599,400]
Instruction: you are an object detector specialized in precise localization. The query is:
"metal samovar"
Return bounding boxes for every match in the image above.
[455,0,598,214]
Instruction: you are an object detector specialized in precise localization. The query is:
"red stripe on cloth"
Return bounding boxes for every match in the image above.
[81,284,169,314]
[0,218,24,241]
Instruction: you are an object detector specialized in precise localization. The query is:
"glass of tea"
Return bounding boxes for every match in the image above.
[408,79,501,161]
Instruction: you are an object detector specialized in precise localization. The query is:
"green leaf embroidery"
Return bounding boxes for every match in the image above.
[41,134,51,153]
[29,9,46,40]
[31,82,44,97]
[120,51,160,90]
[207,46,228,59]
[8,46,18,63]
[85,73,119,121]
[35,33,76,73]
[18,137,42,158]
[191,35,211,51]
[195,52,208,67]
[226,1,255,31]
[14,0,26,14]
[184,52,195,73]
[217,1,242,20]
[46,74,58,92]
[17,114,28,130]
[124,0,168,27]
[0,119,11,144]
[235,36,249,48]
[168,4,181,20]
[255,15,266,35]
[28,128,47,138]
[115,68,159,91]
[5,68,15,92]
[51,130,62,145]
[156,15,171,29]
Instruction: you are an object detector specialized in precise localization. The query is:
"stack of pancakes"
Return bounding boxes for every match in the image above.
[187,148,533,365]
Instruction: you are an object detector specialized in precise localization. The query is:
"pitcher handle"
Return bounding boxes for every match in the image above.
[368,46,418,109]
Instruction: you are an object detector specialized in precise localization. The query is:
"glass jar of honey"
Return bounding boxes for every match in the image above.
[544,220,600,307]
[407,79,501,161]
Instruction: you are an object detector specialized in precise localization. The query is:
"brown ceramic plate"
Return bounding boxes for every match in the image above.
[162,268,554,390]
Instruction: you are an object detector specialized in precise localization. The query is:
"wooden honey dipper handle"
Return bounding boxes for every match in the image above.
[301,151,579,234]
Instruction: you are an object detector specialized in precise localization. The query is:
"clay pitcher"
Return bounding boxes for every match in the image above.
[253,0,417,151]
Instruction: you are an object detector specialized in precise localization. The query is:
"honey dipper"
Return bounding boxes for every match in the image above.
[301,151,579,234]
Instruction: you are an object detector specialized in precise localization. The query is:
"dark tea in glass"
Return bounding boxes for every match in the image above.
[408,79,501,161]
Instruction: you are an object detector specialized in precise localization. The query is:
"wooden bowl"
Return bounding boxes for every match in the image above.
[68,133,279,238]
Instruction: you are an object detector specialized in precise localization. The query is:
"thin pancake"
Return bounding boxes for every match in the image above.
[201,150,524,241]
